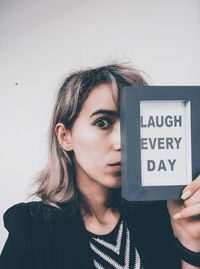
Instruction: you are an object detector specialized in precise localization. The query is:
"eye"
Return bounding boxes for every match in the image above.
[93,117,113,130]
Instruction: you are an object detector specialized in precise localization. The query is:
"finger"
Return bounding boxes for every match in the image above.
[181,175,200,200]
[167,200,183,214]
[183,188,200,207]
[173,203,200,220]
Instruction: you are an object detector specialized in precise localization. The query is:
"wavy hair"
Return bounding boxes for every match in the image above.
[32,63,148,209]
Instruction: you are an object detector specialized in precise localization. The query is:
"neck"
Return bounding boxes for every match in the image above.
[78,185,120,233]
[78,180,111,218]
[75,171,121,234]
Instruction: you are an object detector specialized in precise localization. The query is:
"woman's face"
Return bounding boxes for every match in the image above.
[70,83,121,190]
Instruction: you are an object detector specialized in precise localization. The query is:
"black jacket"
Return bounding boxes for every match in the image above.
[0,201,182,269]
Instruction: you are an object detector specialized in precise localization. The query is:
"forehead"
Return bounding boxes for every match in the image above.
[80,83,117,114]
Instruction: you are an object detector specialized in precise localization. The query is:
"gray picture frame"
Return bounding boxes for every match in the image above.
[120,86,200,201]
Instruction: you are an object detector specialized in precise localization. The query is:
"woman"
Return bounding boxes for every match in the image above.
[1,64,200,269]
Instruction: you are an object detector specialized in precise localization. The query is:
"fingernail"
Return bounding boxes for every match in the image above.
[181,190,191,200]
[173,213,182,220]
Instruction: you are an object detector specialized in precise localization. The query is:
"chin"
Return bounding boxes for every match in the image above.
[106,179,122,189]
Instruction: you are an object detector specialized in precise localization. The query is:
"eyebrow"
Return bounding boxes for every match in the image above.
[90,109,119,118]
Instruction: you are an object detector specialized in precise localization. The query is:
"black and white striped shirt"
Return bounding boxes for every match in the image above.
[87,218,144,269]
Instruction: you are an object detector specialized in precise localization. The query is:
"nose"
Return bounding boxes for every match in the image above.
[112,121,121,151]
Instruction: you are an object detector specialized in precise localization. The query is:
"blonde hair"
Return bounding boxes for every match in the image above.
[32,64,147,208]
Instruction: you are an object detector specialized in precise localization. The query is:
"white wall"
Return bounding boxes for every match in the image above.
[1,0,200,252]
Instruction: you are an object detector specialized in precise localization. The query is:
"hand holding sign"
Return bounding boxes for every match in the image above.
[167,175,200,253]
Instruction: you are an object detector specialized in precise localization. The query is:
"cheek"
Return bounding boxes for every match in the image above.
[72,125,107,168]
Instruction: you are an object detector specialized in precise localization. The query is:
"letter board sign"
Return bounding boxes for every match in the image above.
[120,86,200,201]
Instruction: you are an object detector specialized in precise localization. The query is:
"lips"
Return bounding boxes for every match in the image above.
[109,162,121,166]
[108,162,121,173]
